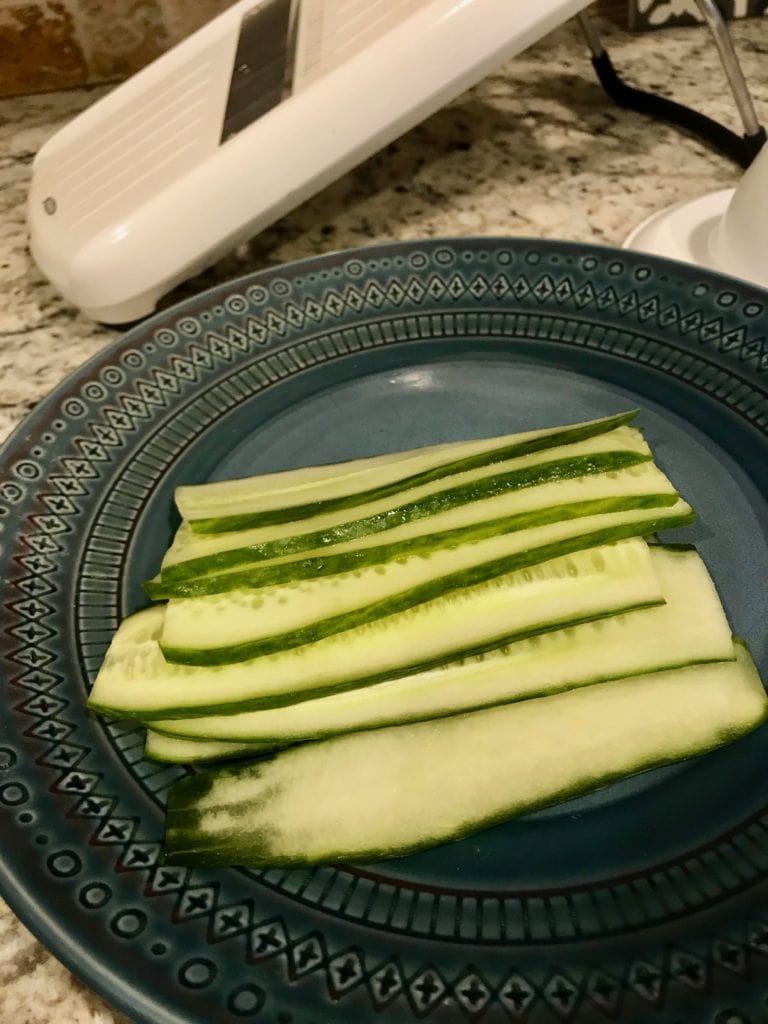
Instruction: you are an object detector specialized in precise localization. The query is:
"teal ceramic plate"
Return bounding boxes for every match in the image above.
[1,239,768,1024]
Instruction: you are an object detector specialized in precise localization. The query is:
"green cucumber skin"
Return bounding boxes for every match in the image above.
[165,733,750,867]
[104,600,662,721]
[159,450,652,586]
[163,651,768,867]
[143,738,273,765]
[189,410,639,534]
[151,491,676,600]
[160,508,695,667]
[151,653,727,742]
[134,545,736,730]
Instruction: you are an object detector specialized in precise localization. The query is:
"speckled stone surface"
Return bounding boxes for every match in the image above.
[1,15,767,1023]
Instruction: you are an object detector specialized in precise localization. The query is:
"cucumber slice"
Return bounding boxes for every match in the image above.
[143,730,272,764]
[152,455,676,599]
[88,538,663,718]
[181,411,638,532]
[152,546,735,742]
[164,643,767,866]
[159,427,655,580]
[151,484,678,600]
[158,501,693,665]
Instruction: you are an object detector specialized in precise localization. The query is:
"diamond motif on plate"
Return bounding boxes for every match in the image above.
[14,575,55,598]
[284,301,307,325]
[31,514,67,535]
[188,344,214,369]
[288,932,326,978]
[498,972,536,1017]
[54,770,100,794]
[408,967,447,1015]
[669,949,707,990]
[627,959,663,1003]
[573,281,596,307]
[10,620,54,645]
[739,338,767,364]
[248,917,288,960]
[211,902,252,941]
[532,274,555,302]
[596,285,618,309]
[206,334,233,362]
[104,408,135,433]
[712,939,747,974]
[19,693,65,716]
[658,303,681,328]
[121,393,151,418]
[585,969,622,1013]
[169,357,197,383]
[28,719,71,742]
[118,842,161,872]
[469,274,490,298]
[323,290,345,316]
[39,742,87,770]
[266,309,287,336]
[719,326,746,351]
[385,280,406,306]
[327,948,365,996]
[447,273,467,298]
[368,959,405,1008]
[95,817,136,844]
[10,596,55,619]
[89,422,122,449]
[49,474,87,497]
[303,297,324,321]
[41,493,77,515]
[637,296,659,321]
[147,865,188,895]
[454,971,492,1016]
[71,793,114,818]
[174,884,219,921]
[700,317,724,343]
[680,309,703,334]
[618,290,639,314]
[512,275,531,299]
[427,274,447,298]
[543,972,581,1018]
[406,277,426,302]
[491,273,510,298]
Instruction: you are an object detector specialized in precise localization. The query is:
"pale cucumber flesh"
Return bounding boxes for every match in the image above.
[164,644,768,866]
[158,502,693,665]
[160,427,655,578]
[88,539,661,717]
[152,546,735,742]
[143,730,273,764]
[182,411,638,532]
[151,460,677,598]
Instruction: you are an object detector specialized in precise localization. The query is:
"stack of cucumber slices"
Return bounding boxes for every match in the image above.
[87,410,767,867]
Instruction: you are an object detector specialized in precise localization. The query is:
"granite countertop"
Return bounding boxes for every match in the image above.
[1,14,767,1023]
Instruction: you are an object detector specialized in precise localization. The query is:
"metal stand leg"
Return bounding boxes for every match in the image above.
[576,9,765,167]
[692,0,760,139]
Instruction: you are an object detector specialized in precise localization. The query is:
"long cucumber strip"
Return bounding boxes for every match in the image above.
[158,502,693,665]
[155,455,674,596]
[161,427,654,576]
[182,411,638,532]
[164,644,768,866]
[88,539,663,717]
[144,731,273,764]
[151,489,678,600]
[151,546,735,742]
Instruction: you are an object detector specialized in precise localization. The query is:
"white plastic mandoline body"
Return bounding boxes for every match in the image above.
[29,0,590,323]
